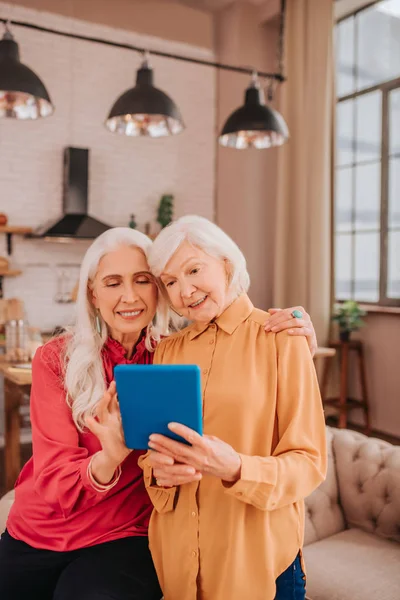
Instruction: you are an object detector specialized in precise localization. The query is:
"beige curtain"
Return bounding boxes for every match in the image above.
[273,0,335,344]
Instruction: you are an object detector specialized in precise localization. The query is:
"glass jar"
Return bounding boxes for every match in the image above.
[5,319,17,361]
[28,327,43,360]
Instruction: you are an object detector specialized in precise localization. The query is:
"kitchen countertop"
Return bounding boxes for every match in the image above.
[0,360,32,386]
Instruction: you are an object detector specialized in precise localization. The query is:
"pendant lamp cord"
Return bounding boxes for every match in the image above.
[267,0,286,102]
[277,0,287,79]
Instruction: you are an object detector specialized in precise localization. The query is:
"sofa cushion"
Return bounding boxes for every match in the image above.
[0,490,14,534]
[303,528,400,600]
[332,428,400,543]
[304,427,346,545]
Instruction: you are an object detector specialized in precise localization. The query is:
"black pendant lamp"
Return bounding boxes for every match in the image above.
[0,23,54,120]
[219,0,288,150]
[106,54,184,137]
[219,73,288,149]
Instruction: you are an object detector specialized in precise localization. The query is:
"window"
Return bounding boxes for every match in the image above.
[334,0,400,306]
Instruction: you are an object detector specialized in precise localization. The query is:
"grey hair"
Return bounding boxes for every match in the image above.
[64,227,171,431]
[148,215,250,301]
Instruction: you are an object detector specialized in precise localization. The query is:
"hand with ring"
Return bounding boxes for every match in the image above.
[263,306,318,357]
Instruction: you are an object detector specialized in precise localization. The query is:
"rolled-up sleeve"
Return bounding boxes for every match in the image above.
[138,452,177,513]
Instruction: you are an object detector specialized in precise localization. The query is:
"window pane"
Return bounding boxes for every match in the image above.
[387,230,400,298]
[354,232,380,302]
[355,91,382,163]
[389,157,400,228]
[357,1,400,91]
[335,168,353,232]
[336,17,355,97]
[337,99,354,166]
[389,87,400,156]
[335,234,352,300]
[355,162,381,231]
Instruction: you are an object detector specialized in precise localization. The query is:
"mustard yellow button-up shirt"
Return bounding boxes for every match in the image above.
[140,294,327,600]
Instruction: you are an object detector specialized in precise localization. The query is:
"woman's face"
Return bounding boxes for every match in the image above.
[91,245,158,341]
[160,241,230,324]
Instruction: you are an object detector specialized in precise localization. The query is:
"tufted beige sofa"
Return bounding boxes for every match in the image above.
[303,427,400,600]
[1,427,399,600]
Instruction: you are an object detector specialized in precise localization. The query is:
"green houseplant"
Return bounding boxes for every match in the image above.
[332,300,366,342]
[157,194,174,229]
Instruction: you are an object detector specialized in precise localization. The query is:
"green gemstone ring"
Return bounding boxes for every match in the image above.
[291,309,303,319]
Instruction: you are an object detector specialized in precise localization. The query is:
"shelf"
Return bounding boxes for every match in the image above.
[0,226,32,234]
[0,226,32,255]
[0,270,22,277]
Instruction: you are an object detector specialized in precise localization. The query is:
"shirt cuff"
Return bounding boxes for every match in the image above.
[142,464,177,514]
[222,453,277,509]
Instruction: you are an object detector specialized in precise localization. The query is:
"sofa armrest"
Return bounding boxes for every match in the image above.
[304,427,346,545]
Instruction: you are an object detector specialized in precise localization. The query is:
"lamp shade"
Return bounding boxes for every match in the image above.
[219,80,288,150]
[105,61,184,137]
[0,29,54,119]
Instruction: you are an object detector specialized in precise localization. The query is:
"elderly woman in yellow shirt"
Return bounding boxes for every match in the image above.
[140,215,327,600]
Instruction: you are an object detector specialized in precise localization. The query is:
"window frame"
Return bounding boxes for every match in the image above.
[334,3,400,308]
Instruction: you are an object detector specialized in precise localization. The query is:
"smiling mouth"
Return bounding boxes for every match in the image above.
[117,310,144,319]
[188,296,207,309]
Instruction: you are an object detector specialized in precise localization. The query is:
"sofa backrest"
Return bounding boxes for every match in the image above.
[332,428,400,544]
[304,427,346,545]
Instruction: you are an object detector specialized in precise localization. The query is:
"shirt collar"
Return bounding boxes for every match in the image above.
[103,331,148,364]
[188,294,254,340]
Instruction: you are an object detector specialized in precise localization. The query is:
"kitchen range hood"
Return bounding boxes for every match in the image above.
[33,147,111,241]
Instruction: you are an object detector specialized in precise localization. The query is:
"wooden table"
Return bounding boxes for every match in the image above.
[314,346,336,361]
[0,361,32,491]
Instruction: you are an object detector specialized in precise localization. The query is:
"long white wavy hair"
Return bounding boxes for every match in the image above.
[64,227,170,431]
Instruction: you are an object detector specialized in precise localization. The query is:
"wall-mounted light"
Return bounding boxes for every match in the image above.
[105,53,184,138]
[0,22,53,119]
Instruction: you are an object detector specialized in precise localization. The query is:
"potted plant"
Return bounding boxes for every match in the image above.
[332,300,366,342]
[157,194,174,229]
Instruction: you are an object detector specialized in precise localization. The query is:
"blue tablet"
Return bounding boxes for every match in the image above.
[114,364,203,450]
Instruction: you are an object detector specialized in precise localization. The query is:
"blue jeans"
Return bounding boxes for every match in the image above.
[274,553,306,600]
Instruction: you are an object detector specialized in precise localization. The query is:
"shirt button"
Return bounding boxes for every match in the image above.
[210,324,216,330]
[191,550,197,557]
[203,368,208,375]
[209,339,214,345]
[191,511,197,517]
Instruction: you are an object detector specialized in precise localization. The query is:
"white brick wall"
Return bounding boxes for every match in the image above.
[0,2,216,332]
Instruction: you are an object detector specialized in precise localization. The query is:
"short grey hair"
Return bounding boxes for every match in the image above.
[149,215,250,299]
